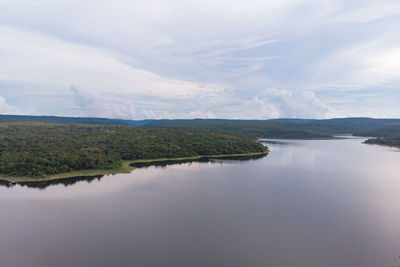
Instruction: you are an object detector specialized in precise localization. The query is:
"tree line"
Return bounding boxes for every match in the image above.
[0,123,267,177]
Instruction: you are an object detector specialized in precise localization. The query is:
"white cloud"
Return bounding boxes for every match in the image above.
[328,0,400,24]
[309,39,400,90]
[252,89,335,119]
[0,0,400,118]
[0,26,226,98]
[70,86,136,119]
[0,26,232,116]
[0,96,20,114]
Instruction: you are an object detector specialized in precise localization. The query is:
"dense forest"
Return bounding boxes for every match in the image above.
[0,115,129,125]
[2,115,400,178]
[4,115,400,137]
[322,118,400,131]
[364,136,400,148]
[147,118,400,136]
[256,121,359,135]
[354,125,400,137]
[145,120,332,139]
[0,123,267,177]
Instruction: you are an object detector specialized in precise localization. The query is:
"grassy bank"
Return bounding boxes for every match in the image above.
[0,161,133,183]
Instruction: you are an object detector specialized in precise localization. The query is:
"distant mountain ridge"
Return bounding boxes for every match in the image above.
[0,114,153,126]
[354,125,400,137]
[364,136,400,148]
[144,119,331,139]
[0,115,125,125]
[2,114,400,139]
[271,117,400,131]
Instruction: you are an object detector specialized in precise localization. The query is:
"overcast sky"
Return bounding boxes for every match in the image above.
[1,0,400,119]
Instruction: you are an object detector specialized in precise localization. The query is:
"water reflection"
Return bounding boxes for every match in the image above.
[1,154,267,190]
[0,180,14,188]
[20,175,104,189]
[260,139,291,145]
[130,154,267,169]
[1,139,400,267]
[0,175,104,189]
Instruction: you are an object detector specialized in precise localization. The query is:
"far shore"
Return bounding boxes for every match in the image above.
[0,151,269,183]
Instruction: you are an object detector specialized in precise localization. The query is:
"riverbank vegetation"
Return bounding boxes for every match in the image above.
[364,136,400,148]
[354,125,400,137]
[145,120,332,139]
[5,115,400,137]
[0,122,267,178]
[357,125,400,149]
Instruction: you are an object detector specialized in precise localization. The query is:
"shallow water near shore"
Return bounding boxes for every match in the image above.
[1,138,400,266]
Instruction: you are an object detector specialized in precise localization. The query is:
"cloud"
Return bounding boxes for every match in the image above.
[0,26,229,115]
[328,0,400,24]
[309,39,400,90]
[0,0,400,119]
[0,96,20,114]
[70,86,136,119]
[0,26,225,98]
[251,89,334,119]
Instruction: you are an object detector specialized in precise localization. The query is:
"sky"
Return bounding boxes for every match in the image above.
[1,0,400,120]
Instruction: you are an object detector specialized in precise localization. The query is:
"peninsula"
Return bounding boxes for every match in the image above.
[0,122,268,182]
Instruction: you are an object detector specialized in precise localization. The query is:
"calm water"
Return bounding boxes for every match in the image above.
[1,138,400,267]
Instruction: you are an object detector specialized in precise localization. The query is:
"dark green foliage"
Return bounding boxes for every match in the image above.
[365,136,400,148]
[270,118,400,132]
[0,114,153,126]
[303,118,400,131]
[4,115,400,136]
[0,123,267,177]
[146,119,331,139]
[0,115,127,125]
[267,121,361,135]
[146,118,400,136]
[354,125,400,137]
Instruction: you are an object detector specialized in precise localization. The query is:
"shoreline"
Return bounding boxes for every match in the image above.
[1,151,269,183]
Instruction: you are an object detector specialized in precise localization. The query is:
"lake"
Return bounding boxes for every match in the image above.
[1,138,400,267]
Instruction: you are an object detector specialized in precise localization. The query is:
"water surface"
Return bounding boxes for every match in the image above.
[1,138,400,267]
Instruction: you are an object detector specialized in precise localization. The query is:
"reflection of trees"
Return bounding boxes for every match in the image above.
[0,175,104,190]
[0,181,15,188]
[130,154,267,169]
[0,154,267,190]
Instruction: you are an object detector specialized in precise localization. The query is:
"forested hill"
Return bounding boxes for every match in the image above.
[360,125,400,149]
[365,136,400,148]
[0,123,267,178]
[255,121,359,135]
[3,115,400,138]
[145,120,331,139]
[145,118,400,136]
[0,115,333,138]
[270,118,400,131]
[353,125,400,137]
[0,115,127,125]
